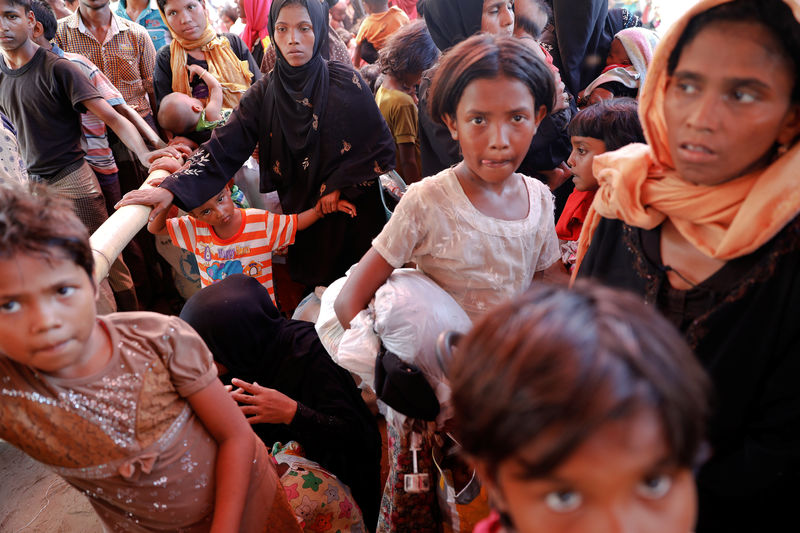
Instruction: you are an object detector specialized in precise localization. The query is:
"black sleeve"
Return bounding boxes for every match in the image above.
[287,377,373,450]
[418,68,460,177]
[222,33,262,84]
[553,0,607,96]
[54,58,101,113]
[153,46,173,110]
[160,76,267,211]
[576,217,649,295]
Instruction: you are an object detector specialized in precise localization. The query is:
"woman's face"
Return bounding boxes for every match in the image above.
[483,409,697,533]
[163,0,208,41]
[274,3,315,67]
[481,0,514,37]
[664,21,800,186]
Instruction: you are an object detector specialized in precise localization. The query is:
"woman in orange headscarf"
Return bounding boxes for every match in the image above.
[574,0,800,530]
[153,0,261,142]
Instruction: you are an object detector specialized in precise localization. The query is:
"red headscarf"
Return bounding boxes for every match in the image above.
[241,0,272,50]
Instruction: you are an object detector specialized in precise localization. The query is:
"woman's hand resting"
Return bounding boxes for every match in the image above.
[227,378,298,425]
[320,189,341,214]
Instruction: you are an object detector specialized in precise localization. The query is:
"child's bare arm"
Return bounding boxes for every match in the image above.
[334,247,394,329]
[296,199,356,230]
[187,65,223,122]
[187,380,254,533]
[397,143,422,184]
[147,208,170,235]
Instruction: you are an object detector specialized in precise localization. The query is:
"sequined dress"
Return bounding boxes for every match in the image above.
[0,312,298,532]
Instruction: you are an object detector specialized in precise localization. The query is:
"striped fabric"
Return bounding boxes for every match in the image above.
[60,50,124,174]
[55,11,156,119]
[167,208,298,303]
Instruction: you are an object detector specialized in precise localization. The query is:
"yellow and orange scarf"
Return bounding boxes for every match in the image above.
[160,8,254,109]
[572,0,800,280]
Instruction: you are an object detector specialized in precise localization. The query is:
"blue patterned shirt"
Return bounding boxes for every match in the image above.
[114,0,171,53]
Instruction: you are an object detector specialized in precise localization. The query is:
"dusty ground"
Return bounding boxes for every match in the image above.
[0,441,101,532]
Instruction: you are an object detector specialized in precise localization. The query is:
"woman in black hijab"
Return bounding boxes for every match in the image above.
[180,274,382,530]
[119,0,396,291]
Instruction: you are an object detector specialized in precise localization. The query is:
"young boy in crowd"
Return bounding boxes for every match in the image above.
[157,65,232,136]
[30,0,165,214]
[556,98,645,270]
[147,181,356,306]
[375,20,438,184]
[451,282,709,533]
[352,0,408,66]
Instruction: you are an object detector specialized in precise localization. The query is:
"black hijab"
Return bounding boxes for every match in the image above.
[418,0,483,51]
[262,0,395,213]
[180,274,382,530]
[179,274,321,391]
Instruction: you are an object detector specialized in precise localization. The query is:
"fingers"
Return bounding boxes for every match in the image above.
[230,377,259,393]
[172,144,193,157]
[115,189,160,209]
[149,158,182,174]
[338,200,357,217]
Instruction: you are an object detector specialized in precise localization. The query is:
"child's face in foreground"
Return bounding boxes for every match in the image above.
[664,21,800,187]
[0,253,104,379]
[0,0,35,54]
[567,136,606,192]
[488,409,696,533]
[606,38,631,67]
[444,75,545,186]
[191,187,237,230]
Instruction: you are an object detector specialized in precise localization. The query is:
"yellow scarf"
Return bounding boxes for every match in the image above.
[572,0,800,281]
[160,10,254,109]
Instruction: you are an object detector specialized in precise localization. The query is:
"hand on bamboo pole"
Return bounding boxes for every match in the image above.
[115,184,175,223]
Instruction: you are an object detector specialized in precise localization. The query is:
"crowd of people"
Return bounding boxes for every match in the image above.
[0,0,799,532]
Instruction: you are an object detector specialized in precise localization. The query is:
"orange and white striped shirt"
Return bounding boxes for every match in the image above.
[167,208,297,303]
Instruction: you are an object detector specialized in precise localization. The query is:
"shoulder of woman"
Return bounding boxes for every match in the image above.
[220,32,247,51]
[155,44,172,64]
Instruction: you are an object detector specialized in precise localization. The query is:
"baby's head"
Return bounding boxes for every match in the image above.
[606,36,631,68]
[157,92,204,136]
[0,183,100,376]
[451,282,709,533]
[378,20,439,99]
[567,97,645,191]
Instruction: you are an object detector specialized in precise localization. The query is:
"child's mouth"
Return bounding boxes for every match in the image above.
[481,159,511,168]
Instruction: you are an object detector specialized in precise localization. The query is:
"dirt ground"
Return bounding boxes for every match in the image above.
[0,441,101,532]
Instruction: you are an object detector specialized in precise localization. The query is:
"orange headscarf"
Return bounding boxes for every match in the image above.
[572,0,800,281]
[159,7,254,109]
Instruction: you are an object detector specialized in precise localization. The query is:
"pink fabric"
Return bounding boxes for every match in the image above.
[241,0,272,50]
[391,0,418,20]
[473,510,504,533]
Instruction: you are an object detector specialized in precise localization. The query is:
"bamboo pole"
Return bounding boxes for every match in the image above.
[89,169,169,283]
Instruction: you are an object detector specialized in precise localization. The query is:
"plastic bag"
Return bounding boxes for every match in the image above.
[373,269,471,425]
[315,276,350,357]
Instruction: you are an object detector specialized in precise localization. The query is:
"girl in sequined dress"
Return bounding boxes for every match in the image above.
[0,183,300,532]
